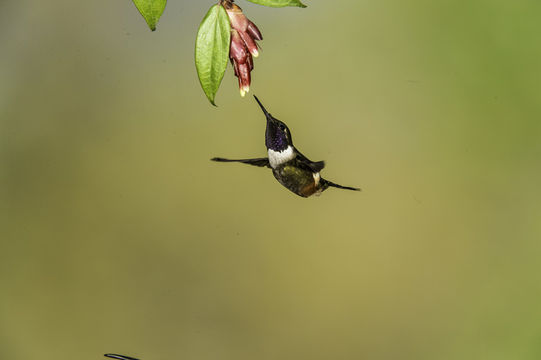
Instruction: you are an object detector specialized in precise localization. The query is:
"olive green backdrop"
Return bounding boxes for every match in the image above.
[1,1,541,360]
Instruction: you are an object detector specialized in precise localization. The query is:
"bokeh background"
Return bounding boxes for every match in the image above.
[2,0,541,359]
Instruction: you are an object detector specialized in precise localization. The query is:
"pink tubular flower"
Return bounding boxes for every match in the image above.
[224,2,263,97]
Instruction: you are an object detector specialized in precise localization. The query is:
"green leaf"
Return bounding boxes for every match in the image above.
[132,0,167,31]
[195,5,231,106]
[244,0,307,8]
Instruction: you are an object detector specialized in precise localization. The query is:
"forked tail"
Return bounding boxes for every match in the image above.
[322,178,361,192]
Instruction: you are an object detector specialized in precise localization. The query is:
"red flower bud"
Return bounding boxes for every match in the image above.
[230,29,251,96]
[223,2,263,97]
[247,21,263,41]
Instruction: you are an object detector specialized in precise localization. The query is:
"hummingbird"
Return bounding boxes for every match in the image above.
[211,96,360,197]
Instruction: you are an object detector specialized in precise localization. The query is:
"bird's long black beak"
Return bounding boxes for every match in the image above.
[105,354,140,360]
[253,95,272,120]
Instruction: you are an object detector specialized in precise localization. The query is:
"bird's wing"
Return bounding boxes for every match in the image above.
[294,150,325,172]
[211,157,271,168]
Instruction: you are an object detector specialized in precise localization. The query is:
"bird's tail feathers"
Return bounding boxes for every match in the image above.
[322,179,361,192]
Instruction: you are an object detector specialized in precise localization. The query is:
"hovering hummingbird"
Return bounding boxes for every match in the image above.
[211,96,360,197]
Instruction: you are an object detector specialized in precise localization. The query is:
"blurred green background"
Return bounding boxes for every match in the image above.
[2,0,541,359]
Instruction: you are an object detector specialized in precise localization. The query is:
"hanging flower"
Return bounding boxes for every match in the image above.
[224,2,263,97]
